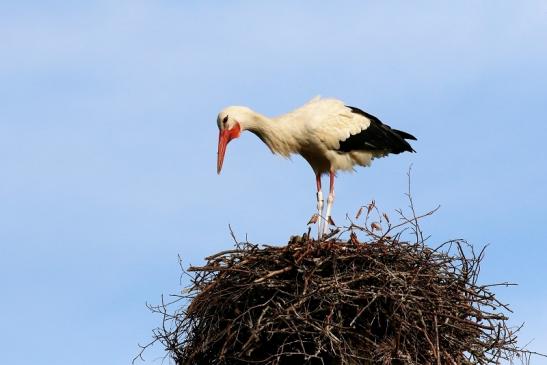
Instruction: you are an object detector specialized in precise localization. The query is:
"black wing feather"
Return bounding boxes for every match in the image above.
[392,129,417,141]
[337,106,416,154]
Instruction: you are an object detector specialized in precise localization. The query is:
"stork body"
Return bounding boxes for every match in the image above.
[216,97,416,238]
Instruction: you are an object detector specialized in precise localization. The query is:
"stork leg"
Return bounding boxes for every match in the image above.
[323,170,336,236]
[315,173,324,240]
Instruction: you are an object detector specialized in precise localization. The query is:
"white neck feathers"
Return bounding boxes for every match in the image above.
[240,111,301,157]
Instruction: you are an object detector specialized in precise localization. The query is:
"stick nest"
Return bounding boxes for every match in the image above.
[144,230,523,364]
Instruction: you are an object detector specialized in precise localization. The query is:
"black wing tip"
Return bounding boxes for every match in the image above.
[393,130,417,153]
[343,105,417,154]
[393,142,416,154]
[394,130,417,154]
[393,129,417,141]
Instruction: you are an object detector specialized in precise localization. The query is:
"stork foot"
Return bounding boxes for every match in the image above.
[328,216,336,226]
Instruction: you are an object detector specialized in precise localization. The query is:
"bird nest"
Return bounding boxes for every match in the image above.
[137,201,532,365]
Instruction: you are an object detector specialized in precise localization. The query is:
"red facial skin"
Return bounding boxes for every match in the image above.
[217,122,241,174]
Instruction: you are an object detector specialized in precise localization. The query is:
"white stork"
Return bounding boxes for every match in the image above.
[216,97,416,238]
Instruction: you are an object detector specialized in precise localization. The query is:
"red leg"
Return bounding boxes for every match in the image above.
[316,173,322,192]
[329,170,335,196]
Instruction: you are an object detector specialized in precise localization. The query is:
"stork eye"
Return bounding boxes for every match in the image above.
[222,115,229,124]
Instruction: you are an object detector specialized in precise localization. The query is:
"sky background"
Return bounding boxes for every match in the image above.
[1,1,546,364]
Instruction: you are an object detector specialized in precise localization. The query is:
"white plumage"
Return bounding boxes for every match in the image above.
[216,97,416,238]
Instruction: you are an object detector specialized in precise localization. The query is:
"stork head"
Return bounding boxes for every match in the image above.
[216,107,247,174]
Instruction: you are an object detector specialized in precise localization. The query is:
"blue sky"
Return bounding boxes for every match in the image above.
[1,1,546,363]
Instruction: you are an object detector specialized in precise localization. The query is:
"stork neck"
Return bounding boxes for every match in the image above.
[241,111,271,132]
[242,111,296,157]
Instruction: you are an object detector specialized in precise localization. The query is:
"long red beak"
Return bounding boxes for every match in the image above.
[217,122,241,174]
[217,130,230,174]
[217,122,241,175]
